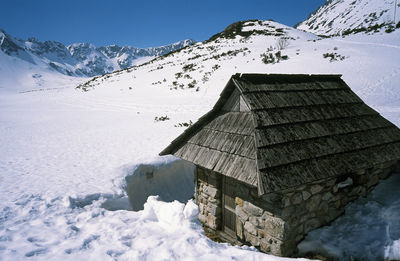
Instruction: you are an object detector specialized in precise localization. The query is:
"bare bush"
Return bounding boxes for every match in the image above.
[276,37,289,50]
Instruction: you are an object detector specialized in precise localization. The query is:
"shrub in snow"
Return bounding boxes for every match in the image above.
[175,72,182,79]
[342,23,387,35]
[151,81,162,85]
[275,51,288,61]
[182,63,195,72]
[154,115,170,122]
[276,37,289,50]
[187,80,197,89]
[323,52,345,62]
[188,54,202,61]
[174,120,193,127]
[385,24,395,33]
[260,51,289,64]
[212,64,220,71]
[261,52,276,64]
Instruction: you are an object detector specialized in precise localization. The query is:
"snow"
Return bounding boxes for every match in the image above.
[1,194,298,261]
[0,76,288,260]
[1,18,400,260]
[298,172,400,260]
[124,157,195,211]
[297,0,400,36]
[0,50,86,93]
[0,27,194,78]
[128,56,155,67]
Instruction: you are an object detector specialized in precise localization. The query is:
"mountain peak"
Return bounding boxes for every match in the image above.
[297,0,400,36]
[0,27,196,77]
[207,19,289,42]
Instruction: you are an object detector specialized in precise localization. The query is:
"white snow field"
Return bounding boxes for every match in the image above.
[1,20,400,260]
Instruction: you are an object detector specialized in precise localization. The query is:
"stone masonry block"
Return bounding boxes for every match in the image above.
[310,184,323,194]
[244,231,260,247]
[244,221,258,236]
[249,216,263,227]
[260,238,271,253]
[203,186,218,198]
[306,194,321,212]
[291,193,303,205]
[198,213,206,224]
[265,215,286,240]
[235,205,249,222]
[206,214,218,230]
[210,204,221,216]
[243,201,263,216]
[236,219,244,240]
[367,173,379,188]
[304,217,322,234]
[235,197,243,207]
[302,191,311,201]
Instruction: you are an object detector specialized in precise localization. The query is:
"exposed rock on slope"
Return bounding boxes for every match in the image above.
[296,0,400,36]
[77,20,315,92]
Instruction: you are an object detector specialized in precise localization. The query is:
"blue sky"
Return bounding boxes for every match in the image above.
[0,0,325,48]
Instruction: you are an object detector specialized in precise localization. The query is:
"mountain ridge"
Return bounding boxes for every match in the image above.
[0,27,195,77]
[296,0,400,36]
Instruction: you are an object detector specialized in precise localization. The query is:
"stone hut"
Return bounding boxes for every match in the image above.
[159,74,400,256]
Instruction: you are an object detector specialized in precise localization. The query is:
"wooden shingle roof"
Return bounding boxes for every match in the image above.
[160,74,400,195]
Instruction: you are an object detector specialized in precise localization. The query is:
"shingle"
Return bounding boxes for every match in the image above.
[160,74,400,194]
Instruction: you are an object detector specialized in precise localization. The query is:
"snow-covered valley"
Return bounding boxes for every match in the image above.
[0,73,292,261]
[1,10,400,261]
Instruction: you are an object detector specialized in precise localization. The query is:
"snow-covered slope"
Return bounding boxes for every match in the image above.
[74,19,400,260]
[79,19,400,108]
[1,18,400,260]
[296,0,400,36]
[0,48,86,93]
[79,20,317,96]
[0,27,195,77]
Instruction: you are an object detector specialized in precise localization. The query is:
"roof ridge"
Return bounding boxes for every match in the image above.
[160,74,400,195]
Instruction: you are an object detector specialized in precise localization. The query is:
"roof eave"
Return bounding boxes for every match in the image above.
[159,75,240,156]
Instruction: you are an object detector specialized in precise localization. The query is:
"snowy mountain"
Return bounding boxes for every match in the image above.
[78,20,317,93]
[1,14,400,260]
[0,27,195,77]
[77,18,400,107]
[72,19,400,260]
[296,0,400,36]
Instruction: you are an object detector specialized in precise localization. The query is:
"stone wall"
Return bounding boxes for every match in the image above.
[279,160,398,251]
[196,167,222,230]
[195,160,398,257]
[233,179,292,256]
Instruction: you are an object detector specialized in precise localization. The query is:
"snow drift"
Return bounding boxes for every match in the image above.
[298,171,400,260]
[124,157,195,211]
